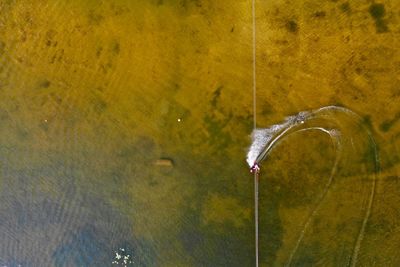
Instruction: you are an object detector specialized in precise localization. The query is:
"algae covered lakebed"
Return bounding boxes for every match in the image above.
[1,0,400,266]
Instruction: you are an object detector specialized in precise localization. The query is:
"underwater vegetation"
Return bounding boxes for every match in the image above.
[0,0,400,266]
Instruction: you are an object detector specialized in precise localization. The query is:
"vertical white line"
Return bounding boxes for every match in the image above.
[252,0,257,130]
[255,172,259,267]
[252,0,259,266]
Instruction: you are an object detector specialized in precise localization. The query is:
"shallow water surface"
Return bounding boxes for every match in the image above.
[0,0,400,266]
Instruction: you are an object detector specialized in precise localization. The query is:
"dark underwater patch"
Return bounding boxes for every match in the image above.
[369,3,389,33]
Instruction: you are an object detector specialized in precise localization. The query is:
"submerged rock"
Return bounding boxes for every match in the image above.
[154,158,174,167]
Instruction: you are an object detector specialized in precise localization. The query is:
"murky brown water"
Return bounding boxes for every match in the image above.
[0,0,400,266]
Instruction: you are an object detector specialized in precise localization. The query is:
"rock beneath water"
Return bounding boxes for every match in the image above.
[154,158,174,167]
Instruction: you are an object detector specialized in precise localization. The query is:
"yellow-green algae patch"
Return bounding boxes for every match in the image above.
[202,194,251,228]
[1,0,400,266]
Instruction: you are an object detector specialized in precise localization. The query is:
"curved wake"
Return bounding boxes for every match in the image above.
[247,106,380,266]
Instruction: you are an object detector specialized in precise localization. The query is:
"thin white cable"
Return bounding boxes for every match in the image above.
[252,0,259,266]
[254,172,259,267]
[252,0,257,130]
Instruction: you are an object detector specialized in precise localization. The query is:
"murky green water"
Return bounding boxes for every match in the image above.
[0,0,400,266]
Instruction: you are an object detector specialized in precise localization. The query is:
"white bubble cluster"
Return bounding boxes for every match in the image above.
[112,248,134,266]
